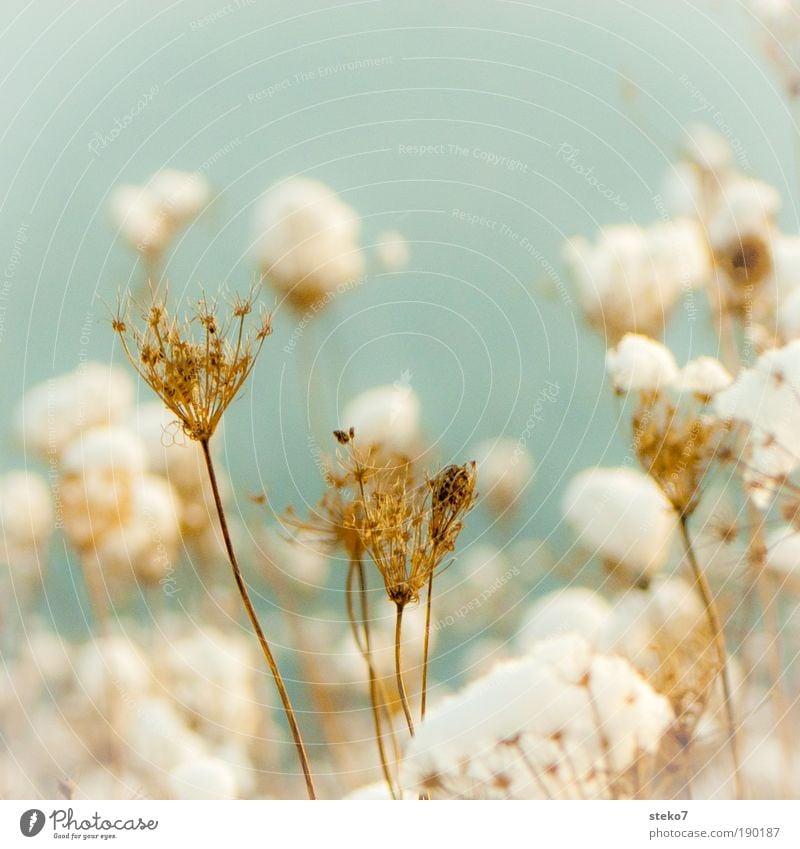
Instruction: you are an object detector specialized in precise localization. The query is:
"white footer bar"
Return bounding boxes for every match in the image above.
[1,800,797,848]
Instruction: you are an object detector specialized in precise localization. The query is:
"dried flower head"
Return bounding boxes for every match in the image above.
[714,339,800,510]
[562,466,678,584]
[561,220,709,343]
[284,434,412,562]
[428,463,478,555]
[253,177,364,312]
[633,401,726,518]
[707,177,780,316]
[299,432,477,607]
[714,232,773,292]
[367,456,477,607]
[598,577,717,736]
[112,289,272,443]
[605,336,729,518]
[401,634,674,800]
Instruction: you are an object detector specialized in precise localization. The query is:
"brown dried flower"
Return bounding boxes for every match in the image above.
[632,393,726,518]
[715,233,773,289]
[287,432,477,606]
[341,434,477,607]
[112,288,272,443]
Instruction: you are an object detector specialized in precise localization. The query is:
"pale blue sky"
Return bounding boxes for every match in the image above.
[0,0,796,618]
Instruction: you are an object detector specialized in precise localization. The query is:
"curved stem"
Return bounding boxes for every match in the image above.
[345,560,398,798]
[394,602,415,737]
[80,558,124,796]
[679,514,741,799]
[200,439,316,799]
[272,580,353,780]
[745,500,793,793]
[421,570,434,721]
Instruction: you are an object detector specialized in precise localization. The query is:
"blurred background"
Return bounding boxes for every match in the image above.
[0,0,796,649]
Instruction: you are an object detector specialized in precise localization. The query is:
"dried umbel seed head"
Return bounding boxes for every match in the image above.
[429,462,478,551]
[333,427,355,445]
[112,288,272,443]
[400,634,674,800]
[597,577,717,735]
[714,233,774,316]
[305,432,477,607]
[633,400,726,518]
[284,431,416,564]
[561,220,710,344]
[253,177,364,312]
[431,463,474,510]
[715,234,773,290]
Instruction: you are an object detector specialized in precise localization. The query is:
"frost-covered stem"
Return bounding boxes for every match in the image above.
[679,514,741,799]
[346,559,398,798]
[394,602,415,737]
[420,570,434,721]
[200,439,316,800]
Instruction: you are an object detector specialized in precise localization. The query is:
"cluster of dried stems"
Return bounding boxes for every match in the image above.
[106,264,791,801]
[287,429,477,795]
[111,290,477,800]
[112,289,318,797]
[625,386,742,797]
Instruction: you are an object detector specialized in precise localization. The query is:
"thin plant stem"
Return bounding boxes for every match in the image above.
[355,561,403,769]
[199,438,316,800]
[753,567,794,791]
[420,569,434,721]
[417,571,436,800]
[345,560,398,799]
[137,253,162,301]
[394,602,415,737]
[744,500,793,791]
[271,581,354,780]
[78,559,126,798]
[510,738,552,800]
[678,514,741,800]
[706,285,785,798]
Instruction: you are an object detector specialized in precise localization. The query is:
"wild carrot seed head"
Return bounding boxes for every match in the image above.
[112,287,271,443]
